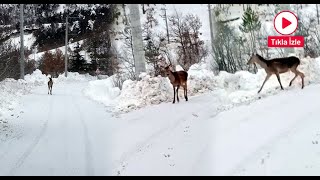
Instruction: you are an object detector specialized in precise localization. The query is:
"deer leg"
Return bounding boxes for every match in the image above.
[297,70,305,89]
[289,74,298,87]
[275,73,284,90]
[289,66,299,87]
[184,84,188,101]
[258,74,271,93]
[176,85,180,103]
[173,86,176,104]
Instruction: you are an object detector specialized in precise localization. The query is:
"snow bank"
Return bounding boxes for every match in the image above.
[55,72,97,83]
[0,70,48,126]
[24,69,48,86]
[187,63,219,95]
[114,73,173,112]
[84,76,121,107]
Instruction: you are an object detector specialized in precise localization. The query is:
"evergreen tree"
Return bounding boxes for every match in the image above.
[240,7,261,48]
[240,7,261,73]
[69,42,87,72]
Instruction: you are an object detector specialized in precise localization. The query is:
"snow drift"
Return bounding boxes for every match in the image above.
[83,76,121,107]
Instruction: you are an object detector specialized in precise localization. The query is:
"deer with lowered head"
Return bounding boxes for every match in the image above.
[247,53,305,93]
[162,62,188,104]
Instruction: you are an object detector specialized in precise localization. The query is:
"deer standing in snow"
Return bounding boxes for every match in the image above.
[247,54,305,93]
[163,62,189,104]
[48,77,53,95]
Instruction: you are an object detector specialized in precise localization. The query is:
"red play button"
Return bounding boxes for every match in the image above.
[274,11,298,35]
[282,17,292,29]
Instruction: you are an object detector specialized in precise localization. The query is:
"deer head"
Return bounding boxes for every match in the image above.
[158,56,174,76]
[247,53,260,65]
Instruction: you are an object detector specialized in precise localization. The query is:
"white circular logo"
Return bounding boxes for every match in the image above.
[274,11,298,35]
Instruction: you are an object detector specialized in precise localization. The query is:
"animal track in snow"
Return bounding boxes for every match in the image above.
[163,147,175,167]
[260,152,271,165]
[184,126,190,133]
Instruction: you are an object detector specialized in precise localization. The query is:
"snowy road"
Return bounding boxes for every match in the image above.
[1,80,320,175]
[0,82,114,176]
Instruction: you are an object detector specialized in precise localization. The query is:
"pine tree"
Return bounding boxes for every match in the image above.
[240,7,261,73]
[69,42,87,72]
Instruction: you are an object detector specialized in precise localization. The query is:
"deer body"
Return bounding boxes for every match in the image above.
[248,54,305,93]
[48,77,53,95]
[165,67,188,104]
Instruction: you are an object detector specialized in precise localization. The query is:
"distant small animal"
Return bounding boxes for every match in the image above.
[162,62,188,104]
[247,54,305,93]
[48,77,53,95]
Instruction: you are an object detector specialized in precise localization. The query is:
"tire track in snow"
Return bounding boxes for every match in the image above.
[7,95,53,176]
[72,96,94,176]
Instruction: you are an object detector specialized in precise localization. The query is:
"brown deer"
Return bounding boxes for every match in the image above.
[48,77,53,95]
[247,54,305,93]
[163,63,189,104]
